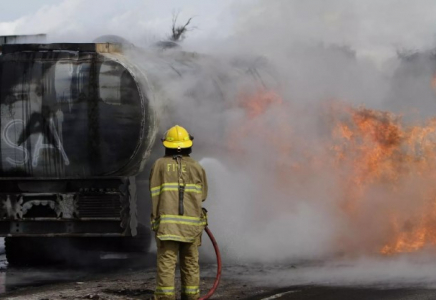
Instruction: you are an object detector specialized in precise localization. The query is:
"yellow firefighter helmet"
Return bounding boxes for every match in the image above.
[162,125,193,149]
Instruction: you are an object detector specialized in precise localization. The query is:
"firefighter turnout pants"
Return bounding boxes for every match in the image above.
[154,237,201,300]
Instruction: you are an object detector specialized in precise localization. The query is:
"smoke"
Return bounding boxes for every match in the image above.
[224,254,436,287]
[228,0,436,60]
[4,0,436,272]
[0,0,238,44]
[128,0,436,265]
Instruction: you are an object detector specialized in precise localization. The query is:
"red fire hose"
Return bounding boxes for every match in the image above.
[199,226,222,300]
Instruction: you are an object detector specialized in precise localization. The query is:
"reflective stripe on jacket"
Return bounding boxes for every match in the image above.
[149,156,208,242]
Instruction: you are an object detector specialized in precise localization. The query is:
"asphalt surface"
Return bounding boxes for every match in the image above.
[2,263,436,299]
[2,249,436,299]
[252,286,436,300]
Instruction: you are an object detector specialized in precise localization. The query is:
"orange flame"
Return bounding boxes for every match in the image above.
[231,88,436,255]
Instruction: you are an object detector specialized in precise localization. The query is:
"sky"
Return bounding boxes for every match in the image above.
[0,0,242,44]
[2,0,436,60]
[0,0,61,21]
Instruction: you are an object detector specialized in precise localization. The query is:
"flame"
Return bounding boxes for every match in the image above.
[231,88,436,255]
[238,88,283,118]
[332,106,436,254]
[228,87,294,163]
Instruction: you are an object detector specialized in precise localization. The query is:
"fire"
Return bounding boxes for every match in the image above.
[333,107,404,210]
[238,88,283,118]
[229,87,294,164]
[231,87,436,255]
[332,105,436,254]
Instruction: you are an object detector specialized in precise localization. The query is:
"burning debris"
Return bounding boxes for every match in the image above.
[331,106,436,255]
[229,86,436,257]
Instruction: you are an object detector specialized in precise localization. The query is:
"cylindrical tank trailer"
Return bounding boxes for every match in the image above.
[0,43,157,264]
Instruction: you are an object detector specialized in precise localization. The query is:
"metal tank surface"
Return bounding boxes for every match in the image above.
[0,43,157,264]
[0,43,155,177]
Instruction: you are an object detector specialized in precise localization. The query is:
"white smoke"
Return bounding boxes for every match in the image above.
[228,0,436,61]
[199,158,339,263]
[4,0,436,278]
[140,0,436,265]
[0,0,239,44]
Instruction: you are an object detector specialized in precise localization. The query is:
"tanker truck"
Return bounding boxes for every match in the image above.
[0,42,157,265]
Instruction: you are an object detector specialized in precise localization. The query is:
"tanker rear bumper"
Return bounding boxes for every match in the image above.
[0,220,125,236]
[0,177,138,237]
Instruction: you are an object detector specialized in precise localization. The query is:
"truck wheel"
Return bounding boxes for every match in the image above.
[5,237,26,266]
[5,237,70,267]
[5,237,50,266]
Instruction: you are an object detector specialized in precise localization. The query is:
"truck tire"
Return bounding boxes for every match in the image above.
[6,237,50,266]
[5,237,74,267]
[5,226,151,266]
[5,237,25,266]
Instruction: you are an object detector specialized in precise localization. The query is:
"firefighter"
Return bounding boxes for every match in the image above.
[149,125,208,300]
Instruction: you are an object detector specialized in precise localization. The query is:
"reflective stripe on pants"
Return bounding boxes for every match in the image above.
[155,286,175,296]
[155,237,201,300]
[182,285,200,295]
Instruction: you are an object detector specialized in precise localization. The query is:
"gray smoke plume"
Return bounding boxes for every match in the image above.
[126,0,436,266]
[5,0,436,283]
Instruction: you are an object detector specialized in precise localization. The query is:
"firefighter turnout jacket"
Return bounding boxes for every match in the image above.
[150,156,208,242]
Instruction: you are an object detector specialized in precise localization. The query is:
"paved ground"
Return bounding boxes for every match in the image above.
[251,286,436,300]
[2,254,436,299]
[0,263,262,299]
[4,266,436,300]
